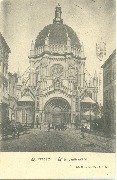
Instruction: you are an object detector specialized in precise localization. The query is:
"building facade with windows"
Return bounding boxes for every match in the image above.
[102,49,116,135]
[0,33,11,125]
[8,72,18,121]
[16,86,35,125]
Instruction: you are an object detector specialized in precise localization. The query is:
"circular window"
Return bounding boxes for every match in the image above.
[51,64,64,77]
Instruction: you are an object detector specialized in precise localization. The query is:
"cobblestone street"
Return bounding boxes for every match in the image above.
[0,129,115,152]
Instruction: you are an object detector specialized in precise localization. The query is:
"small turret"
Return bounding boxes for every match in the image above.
[89,78,93,87]
[94,70,97,78]
[17,66,20,78]
[44,33,49,51]
[67,33,71,53]
[67,36,71,46]
[80,42,85,58]
[45,36,49,45]
[93,71,98,87]
[31,40,34,50]
[53,4,63,24]
[30,40,35,56]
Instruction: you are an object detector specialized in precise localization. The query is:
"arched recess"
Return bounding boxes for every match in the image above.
[44,97,71,124]
[43,92,71,108]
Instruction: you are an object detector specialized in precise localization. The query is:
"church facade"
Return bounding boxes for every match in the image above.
[17,5,98,127]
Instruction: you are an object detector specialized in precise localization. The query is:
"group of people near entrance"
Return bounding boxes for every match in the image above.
[36,115,85,138]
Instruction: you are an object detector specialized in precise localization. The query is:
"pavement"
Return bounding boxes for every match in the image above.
[0,128,115,152]
[84,131,115,152]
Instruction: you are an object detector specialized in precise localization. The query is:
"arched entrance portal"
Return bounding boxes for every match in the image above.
[44,97,71,125]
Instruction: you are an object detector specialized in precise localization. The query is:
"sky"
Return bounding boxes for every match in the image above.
[0,0,116,76]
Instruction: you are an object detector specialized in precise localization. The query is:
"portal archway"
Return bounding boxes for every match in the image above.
[44,97,71,125]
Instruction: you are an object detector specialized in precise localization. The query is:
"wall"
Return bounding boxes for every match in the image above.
[103,50,116,135]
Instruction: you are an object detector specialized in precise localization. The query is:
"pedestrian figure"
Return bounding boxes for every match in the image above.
[48,123,50,132]
[81,124,85,139]
[36,115,39,128]
[40,123,41,130]
[17,130,20,138]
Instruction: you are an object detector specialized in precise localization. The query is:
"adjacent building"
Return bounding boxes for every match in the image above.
[16,87,35,125]
[102,49,116,136]
[0,33,18,127]
[8,72,18,121]
[0,33,11,125]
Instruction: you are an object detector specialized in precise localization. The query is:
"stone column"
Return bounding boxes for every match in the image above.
[76,89,81,127]
[71,93,76,128]
[80,62,85,87]
[30,61,33,86]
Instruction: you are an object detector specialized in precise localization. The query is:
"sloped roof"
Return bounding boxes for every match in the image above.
[0,32,11,53]
[18,95,34,102]
[81,97,96,104]
[101,49,116,68]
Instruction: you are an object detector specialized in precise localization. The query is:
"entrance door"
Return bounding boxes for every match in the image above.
[52,113,63,125]
[44,97,71,124]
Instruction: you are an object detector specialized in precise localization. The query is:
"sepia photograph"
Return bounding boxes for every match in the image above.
[0,0,116,153]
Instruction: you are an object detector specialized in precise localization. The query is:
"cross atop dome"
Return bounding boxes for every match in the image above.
[53,4,63,24]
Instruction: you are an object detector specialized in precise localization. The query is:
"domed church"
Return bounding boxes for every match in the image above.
[16,4,98,127]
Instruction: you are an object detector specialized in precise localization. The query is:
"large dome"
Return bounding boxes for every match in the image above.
[35,23,81,48]
[35,4,81,49]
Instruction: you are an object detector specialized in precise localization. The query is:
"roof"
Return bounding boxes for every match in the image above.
[18,95,34,102]
[35,23,81,48]
[81,97,96,104]
[0,32,11,53]
[8,72,18,81]
[101,49,116,68]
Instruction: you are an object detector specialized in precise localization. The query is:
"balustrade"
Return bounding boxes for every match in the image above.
[34,44,80,57]
[49,44,66,54]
